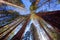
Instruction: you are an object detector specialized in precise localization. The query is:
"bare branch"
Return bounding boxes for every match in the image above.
[0,0,27,11]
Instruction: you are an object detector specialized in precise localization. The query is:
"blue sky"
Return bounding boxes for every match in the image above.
[5,0,31,15]
[36,0,60,12]
[1,0,60,15]
[22,0,60,13]
[22,0,31,10]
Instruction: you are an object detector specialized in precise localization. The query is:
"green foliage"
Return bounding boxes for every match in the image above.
[30,5,37,11]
